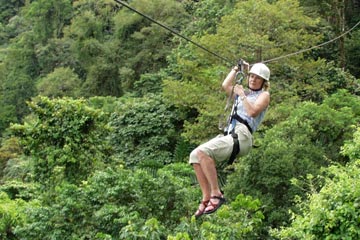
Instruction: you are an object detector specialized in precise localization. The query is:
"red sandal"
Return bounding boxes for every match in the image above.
[204,195,226,214]
[194,200,210,218]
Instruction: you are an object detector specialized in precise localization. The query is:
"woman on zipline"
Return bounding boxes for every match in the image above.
[189,62,271,218]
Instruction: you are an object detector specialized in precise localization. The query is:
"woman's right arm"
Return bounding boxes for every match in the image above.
[222,67,238,96]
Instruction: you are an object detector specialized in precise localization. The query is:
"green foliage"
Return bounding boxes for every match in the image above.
[163,66,227,143]
[113,0,190,90]
[14,163,197,239]
[14,182,91,239]
[1,42,38,112]
[181,0,233,37]
[341,126,360,162]
[0,98,18,135]
[34,38,83,78]
[0,137,22,179]
[37,67,82,98]
[0,0,359,239]
[133,72,164,97]
[0,33,39,131]
[10,96,112,187]
[289,60,360,102]
[64,10,104,41]
[323,89,360,117]
[346,29,360,78]
[61,1,123,97]
[22,0,73,42]
[1,71,36,122]
[204,0,320,63]
[86,96,120,113]
[120,218,166,240]
[109,94,181,168]
[299,0,360,73]
[0,0,26,24]
[0,191,29,239]
[1,156,32,183]
[272,158,360,239]
[226,91,360,227]
[81,54,123,97]
[169,194,264,239]
[0,180,38,201]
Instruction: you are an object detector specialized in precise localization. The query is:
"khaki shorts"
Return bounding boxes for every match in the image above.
[189,123,253,164]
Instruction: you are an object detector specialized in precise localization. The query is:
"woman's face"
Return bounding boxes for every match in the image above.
[248,73,264,89]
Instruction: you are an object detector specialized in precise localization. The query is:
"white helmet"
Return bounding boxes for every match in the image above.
[249,63,270,81]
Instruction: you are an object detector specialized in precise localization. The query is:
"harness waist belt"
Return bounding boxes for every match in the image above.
[232,114,253,133]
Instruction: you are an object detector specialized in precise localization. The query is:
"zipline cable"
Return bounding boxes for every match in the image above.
[262,20,360,64]
[113,0,360,67]
[113,0,234,66]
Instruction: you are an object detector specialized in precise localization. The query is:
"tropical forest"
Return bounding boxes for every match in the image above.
[0,0,360,239]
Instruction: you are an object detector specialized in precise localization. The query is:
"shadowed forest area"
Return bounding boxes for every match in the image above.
[0,0,360,239]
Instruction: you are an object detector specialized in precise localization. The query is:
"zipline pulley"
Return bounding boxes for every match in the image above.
[235,59,247,85]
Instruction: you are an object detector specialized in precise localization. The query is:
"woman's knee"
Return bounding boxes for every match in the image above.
[189,148,200,164]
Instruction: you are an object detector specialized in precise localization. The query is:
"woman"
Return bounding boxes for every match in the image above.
[189,62,270,218]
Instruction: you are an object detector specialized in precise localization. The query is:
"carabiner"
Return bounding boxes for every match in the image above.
[235,71,245,84]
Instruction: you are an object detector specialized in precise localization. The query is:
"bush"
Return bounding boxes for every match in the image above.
[272,127,360,239]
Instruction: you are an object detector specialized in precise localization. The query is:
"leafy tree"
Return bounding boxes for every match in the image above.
[14,163,197,239]
[341,126,360,162]
[0,0,26,24]
[34,38,84,78]
[295,60,359,101]
[170,194,265,239]
[0,191,29,239]
[36,67,82,98]
[299,0,360,71]
[62,1,122,97]
[271,128,360,239]
[345,29,360,78]
[0,0,27,44]
[180,0,234,37]
[133,72,164,97]
[163,66,227,143]
[200,0,321,64]
[81,53,123,97]
[0,137,22,179]
[10,96,112,187]
[86,96,120,113]
[1,71,37,124]
[22,0,72,42]
[109,94,181,168]
[225,90,360,228]
[113,0,190,92]
[0,27,39,133]
[0,180,38,202]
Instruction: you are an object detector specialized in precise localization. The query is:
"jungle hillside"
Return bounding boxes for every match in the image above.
[0,0,360,239]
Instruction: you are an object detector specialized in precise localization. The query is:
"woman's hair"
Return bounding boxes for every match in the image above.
[263,80,270,91]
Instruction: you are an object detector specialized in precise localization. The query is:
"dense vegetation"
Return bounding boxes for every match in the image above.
[0,0,359,239]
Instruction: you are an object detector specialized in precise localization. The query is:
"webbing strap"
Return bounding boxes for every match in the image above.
[232,114,253,133]
[228,132,240,165]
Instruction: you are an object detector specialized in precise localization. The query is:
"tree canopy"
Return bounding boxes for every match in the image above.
[0,0,359,239]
